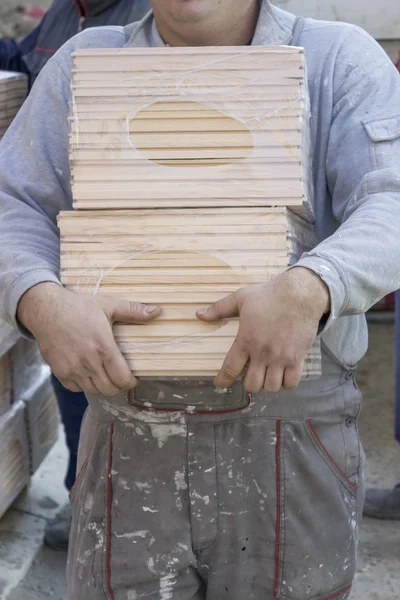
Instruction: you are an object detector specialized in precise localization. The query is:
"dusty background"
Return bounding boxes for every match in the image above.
[0,0,50,39]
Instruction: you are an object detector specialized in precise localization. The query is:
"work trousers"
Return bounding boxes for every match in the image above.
[67,349,365,600]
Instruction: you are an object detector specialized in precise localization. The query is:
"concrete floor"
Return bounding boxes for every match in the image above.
[6,323,400,600]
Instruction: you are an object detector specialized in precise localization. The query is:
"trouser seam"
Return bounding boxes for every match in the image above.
[107,424,116,600]
[280,422,287,599]
[193,423,219,554]
[101,427,108,600]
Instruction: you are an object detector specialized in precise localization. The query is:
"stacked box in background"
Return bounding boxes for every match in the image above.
[0,71,28,139]
[21,368,60,475]
[0,322,59,519]
[0,400,30,519]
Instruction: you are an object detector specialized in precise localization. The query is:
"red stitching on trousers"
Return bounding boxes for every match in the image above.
[323,585,351,600]
[68,456,89,501]
[127,390,252,415]
[306,420,357,491]
[273,420,282,599]
[35,46,56,53]
[106,424,115,600]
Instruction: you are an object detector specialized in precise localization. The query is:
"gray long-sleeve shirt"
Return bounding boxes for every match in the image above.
[1,1,400,367]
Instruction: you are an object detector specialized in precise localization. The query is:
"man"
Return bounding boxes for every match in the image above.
[0,0,151,552]
[0,0,400,597]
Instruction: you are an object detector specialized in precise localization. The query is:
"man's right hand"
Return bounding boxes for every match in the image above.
[17,282,161,397]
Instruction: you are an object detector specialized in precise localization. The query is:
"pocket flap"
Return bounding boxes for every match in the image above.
[363,114,400,142]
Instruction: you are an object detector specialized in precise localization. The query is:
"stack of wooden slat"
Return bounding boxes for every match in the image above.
[60,46,320,379]
[0,333,59,518]
[69,46,313,218]
[59,207,320,377]
[0,71,28,139]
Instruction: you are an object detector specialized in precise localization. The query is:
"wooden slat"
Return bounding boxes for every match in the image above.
[70,116,302,134]
[71,162,302,182]
[72,68,304,86]
[71,86,303,101]
[114,320,239,337]
[61,268,282,286]
[72,101,305,113]
[71,108,303,121]
[71,199,306,214]
[70,146,303,161]
[72,180,304,201]
[58,206,290,219]
[70,130,301,149]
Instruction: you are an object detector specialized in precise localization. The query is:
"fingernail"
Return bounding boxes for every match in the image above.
[145,305,159,313]
[197,308,207,316]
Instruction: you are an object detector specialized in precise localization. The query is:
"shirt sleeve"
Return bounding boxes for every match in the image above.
[0,52,72,333]
[295,28,400,327]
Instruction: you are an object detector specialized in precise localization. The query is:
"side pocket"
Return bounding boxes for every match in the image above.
[305,420,358,494]
[363,114,400,170]
[275,420,358,600]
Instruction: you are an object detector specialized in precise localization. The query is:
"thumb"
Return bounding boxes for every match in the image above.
[100,296,161,324]
[196,293,239,322]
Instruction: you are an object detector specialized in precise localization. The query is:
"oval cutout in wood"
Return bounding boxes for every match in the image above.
[129,101,254,167]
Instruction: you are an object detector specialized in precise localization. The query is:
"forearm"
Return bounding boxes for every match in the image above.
[296,185,400,321]
[17,282,63,336]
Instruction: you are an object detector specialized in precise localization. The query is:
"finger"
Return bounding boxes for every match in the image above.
[103,345,139,390]
[214,340,249,388]
[59,380,84,394]
[243,359,267,394]
[197,292,239,322]
[100,296,161,324]
[263,366,285,393]
[75,377,100,396]
[283,362,304,390]
[91,370,121,397]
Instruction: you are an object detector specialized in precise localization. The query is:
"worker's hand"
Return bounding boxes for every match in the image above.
[17,283,160,397]
[197,267,330,393]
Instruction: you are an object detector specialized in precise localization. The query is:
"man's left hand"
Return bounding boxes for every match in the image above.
[196,267,330,393]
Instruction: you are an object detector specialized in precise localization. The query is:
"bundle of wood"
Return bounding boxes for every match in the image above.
[0,330,58,517]
[59,206,321,378]
[0,71,28,139]
[70,46,313,218]
[61,46,320,379]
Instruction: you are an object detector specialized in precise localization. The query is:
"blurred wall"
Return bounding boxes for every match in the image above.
[274,0,400,40]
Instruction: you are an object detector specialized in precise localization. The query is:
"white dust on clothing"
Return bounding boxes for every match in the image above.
[150,423,187,448]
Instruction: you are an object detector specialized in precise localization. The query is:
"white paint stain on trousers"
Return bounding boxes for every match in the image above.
[159,573,177,599]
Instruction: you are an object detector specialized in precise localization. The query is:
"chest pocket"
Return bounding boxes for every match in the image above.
[363,114,400,170]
